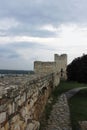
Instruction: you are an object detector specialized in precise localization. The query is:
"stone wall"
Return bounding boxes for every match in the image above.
[0,53,67,130]
[34,54,67,80]
[34,62,56,74]
[79,121,87,130]
[54,54,67,72]
[0,73,60,130]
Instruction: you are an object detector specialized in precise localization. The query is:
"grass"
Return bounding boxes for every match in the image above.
[69,89,87,130]
[54,80,85,95]
[40,80,87,130]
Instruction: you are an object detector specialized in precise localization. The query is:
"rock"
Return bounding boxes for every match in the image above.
[26,120,40,130]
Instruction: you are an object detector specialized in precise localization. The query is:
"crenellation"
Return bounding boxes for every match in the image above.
[34,54,67,80]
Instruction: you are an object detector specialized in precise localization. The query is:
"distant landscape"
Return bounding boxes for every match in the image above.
[0,69,34,75]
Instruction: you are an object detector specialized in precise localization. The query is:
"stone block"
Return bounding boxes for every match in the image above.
[0,112,6,123]
[26,120,40,130]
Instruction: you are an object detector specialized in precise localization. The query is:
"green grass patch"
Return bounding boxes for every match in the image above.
[54,80,85,95]
[69,89,87,130]
[40,81,87,130]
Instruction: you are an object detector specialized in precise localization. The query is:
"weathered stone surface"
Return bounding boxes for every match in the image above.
[45,94,72,130]
[0,53,67,130]
[79,121,87,130]
[34,54,67,82]
[26,120,40,130]
[0,112,6,123]
[0,73,58,130]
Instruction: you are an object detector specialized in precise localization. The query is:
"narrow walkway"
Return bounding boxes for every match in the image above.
[65,87,87,99]
[45,94,72,130]
[44,87,87,130]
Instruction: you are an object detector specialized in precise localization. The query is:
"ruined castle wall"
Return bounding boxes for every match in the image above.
[34,61,56,74]
[34,54,67,80]
[54,54,67,79]
[54,54,67,72]
[0,53,67,130]
[0,73,58,130]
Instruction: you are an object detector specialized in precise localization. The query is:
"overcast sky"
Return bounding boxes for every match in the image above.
[0,0,87,70]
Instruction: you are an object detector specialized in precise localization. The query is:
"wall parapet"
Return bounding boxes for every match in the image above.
[0,73,58,130]
[34,54,67,80]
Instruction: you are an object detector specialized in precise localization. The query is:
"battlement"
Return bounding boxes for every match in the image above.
[34,61,56,74]
[55,54,67,61]
[34,54,67,79]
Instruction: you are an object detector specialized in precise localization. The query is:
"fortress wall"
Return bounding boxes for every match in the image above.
[34,61,56,74]
[54,54,67,72]
[0,53,67,130]
[54,54,67,79]
[0,73,59,130]
[34,54,67,80]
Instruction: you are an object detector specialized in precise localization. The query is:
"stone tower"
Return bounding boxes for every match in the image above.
[34,54,67,79]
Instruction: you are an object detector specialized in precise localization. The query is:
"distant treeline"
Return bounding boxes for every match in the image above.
[67,54,87,83]
[0,69,34,75]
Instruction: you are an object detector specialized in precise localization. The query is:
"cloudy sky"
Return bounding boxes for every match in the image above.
[0,0,87,70]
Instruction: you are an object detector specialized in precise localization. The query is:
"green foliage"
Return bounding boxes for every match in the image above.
[67,54,87,83]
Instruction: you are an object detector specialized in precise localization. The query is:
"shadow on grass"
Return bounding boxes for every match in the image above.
[69,89,87,130]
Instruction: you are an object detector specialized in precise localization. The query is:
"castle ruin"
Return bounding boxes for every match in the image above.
[0,54,67,130]
[34,54,67,79]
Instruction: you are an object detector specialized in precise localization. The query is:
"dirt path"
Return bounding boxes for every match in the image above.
[65,87,87,99]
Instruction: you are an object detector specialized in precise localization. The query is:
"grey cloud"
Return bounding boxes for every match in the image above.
[0,0,87,24]
[7,25,56,37]
[7,54,20,59]
[0,0,87,37]
[0,42,50,58]
[0,0,87,70]
[0,45,20,59]
[0,57,32,70]
[9,42,51,50]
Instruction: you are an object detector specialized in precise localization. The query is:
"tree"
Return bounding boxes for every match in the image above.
[67,54,87,83]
